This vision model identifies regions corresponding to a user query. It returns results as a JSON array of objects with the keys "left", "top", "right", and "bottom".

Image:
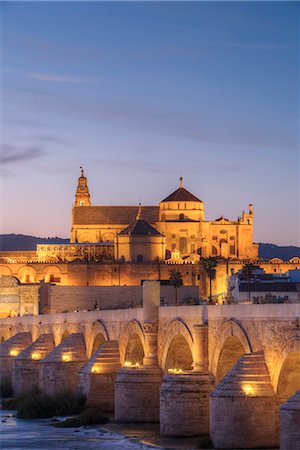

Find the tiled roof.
[
  {"left": 73, "top": 206, "right": 159, "bottom": 225},
  {"left": 118, "top": 219, "right": 163, "bottom": 237},
  {"left": 161, "top": 187, "right": 202, "bottom": 203}
]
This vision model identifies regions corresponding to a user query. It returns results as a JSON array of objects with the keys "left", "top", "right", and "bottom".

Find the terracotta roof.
[
  {"left": 73, "top": 206, "right": 159, "bottom": 225},
  {"left": 118, "top": 219, "right": 163, "bottom": 237},
  {"left": 161, "top": 187, "right": 202, "bottom": 203}
]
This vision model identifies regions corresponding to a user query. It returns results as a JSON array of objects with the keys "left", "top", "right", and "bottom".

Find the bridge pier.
[
  {"left": 0, "top": 332, "right": 32, "bottom": 387},
  {"left": 160, "top": 371, "right": 215, "bottom": 436},
  {"left": 115, "top": 281, "right": 162, "bottom": 422},
  {"left": 115, "top": 365, "right": 162, "bottom": 422},
  {"left": 160, "top": 324, "right": 215, "bottom": 436},
  {"left": 210, "top": 352, "right": 279, "bottom": 449},
  {"left": 280, "top": 389, "right": 300, "bottom": 450},
  {"left": 78, "top": 340, "right": 120, "bottom": 412},
  {"left": 12, "top": 334, "right": 55, "bottom": 395},
  {"left": 40, "top": 333, "right": 87, "bottom": 395}
]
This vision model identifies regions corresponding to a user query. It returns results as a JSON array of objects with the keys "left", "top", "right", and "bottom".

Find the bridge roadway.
[{"left": 0, "top": 282, "right": 299, "bottom": 449}]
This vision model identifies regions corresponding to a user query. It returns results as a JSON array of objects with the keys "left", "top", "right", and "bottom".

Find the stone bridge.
[{"left": 0, "top": 281, "right": 299, "bottom": 449}]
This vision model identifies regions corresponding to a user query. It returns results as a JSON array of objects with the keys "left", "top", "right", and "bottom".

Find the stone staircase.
[
  {"left": 210, "top": 351, "right": 279, "bottom": 449},
  {"left": 213, "top": 351, "right": 275, "bottom": 397},
  {"left": 80, "top": 340, "right": 120, "bottom": 375},
  {"left": 15, "top": 333, "right": 54, "bottom": 360},
  {"left": 78, "top": 340, "right": 120, "bottom": 411}
]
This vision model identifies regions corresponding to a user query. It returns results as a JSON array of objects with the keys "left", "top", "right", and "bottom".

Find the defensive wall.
[
  {"left": 0, "top": 282, "right": 299, "bottom": 448},
  {"left": 1, "top": 258, "right": 299, "bottom": 298}
]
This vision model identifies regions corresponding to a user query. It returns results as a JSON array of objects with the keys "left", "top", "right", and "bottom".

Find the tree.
[
  {"left": 169, "top": 270, "right": 183, "bottom": 305},
  {"left": 200, "top": 257, "right": 218, "bottom": 303},
  {"left": 241, "top": 263, "right": 258, "bottom": 302}
]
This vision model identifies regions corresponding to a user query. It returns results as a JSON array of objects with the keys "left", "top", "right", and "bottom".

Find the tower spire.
[
  {"left": 75, "top": 167, "right": 91, "bottom": 207},
  {"left": 136, "top": 202, "right": 142, "bottom": 220},
  {"left": 179, "top": 176, "right": 183, "bottom": 188}
]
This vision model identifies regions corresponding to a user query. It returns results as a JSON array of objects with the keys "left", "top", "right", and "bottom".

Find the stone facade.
[
  {"left": 115, "top": 367, "right": 162, "bottom": 422},
  {"left": 0, "top": 286, "right": 299, "bottom": 443},
  {"left": 78, "top": 340, "right": 120, "bottom": 412},
  {"left": 0, "top": 276, "right": 39, "bottom": 318},
  {"left": 160, "top": 372, "right": 215, "bottom": 436},
  {"left": 70, "top": 172, "right": 258, "bottom": 261},
  {"left": 12, "top": 333, "right": 55, "bottom": 395},
  {"left": 210, "top": 352, "right": 279, "bottom": 448},
  {"left": 280, "top": 389, "right": 300, "bottom": 450},
  {"left": 39, "top": 333, "right": 87, "bottom": 394}
]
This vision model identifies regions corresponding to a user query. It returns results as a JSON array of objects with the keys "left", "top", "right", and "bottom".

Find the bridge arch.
[
  {"left": 273, "top": 337, "right": 300, "bottom": 402},
  {"left": 161, "top": 318, "right": 194, "bottom": 372},
  {"left": 210, "top": 319, "right": 252, "bottom": 381},
  {"left": 120, "top": 319, "right": 145, "bottom": 366},
  {"left": 85, "top": 320, "right": 109, "bottom": 358}
]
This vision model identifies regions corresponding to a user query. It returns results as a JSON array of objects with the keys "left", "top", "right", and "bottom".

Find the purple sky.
[{"left": 1, "top": 2, "right": 299, "bottom": 245}]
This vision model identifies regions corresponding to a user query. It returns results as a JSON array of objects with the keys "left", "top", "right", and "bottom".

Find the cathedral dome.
[
  {"left": 161, "top": 177, "right": 202, "bottom": 203},
  {"left": 118, "top": 218, "right": 163, "bottom": 237}
]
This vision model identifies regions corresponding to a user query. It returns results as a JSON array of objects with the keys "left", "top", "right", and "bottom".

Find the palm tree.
[
  {"left": 169, "top": 270, "right": 183, "bottom": 305},
  {"left": 241, "top": 263, "right": 257, "bottom": 302},
  {"left": 200, "top": 257, "right": 218, "bottom": 303}
]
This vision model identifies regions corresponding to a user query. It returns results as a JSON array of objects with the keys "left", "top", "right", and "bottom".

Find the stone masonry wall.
[{"left": 44, "top": 285, "right": 199, "bottom": 313}]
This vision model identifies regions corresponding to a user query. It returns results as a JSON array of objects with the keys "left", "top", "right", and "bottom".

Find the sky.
[{"left": 0, "top": 1, "right": 299, "bottom": 245}]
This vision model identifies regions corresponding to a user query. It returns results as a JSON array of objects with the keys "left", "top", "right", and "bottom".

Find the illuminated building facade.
[{"left": 71, "top": 169, "right": 258, "bottom": 262}]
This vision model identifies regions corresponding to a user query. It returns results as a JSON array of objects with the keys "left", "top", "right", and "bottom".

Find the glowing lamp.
[
  {"left": 62, "top": 354, "right": 71, "bottom": 362},
  {"left": 168, "top": 368, "right": 183, "bottom": 374},
  {"left": 31, "top": 352, "right": 41, "bottom": 360},
  {"left": 10, "top": 349, "right": 19, "bottom": 357},
  {"left": 91, "top": 365, "right": 100, "bottom": 374},
  {"left": 123, "top": 361, "right": 132, "bottom": 368},
  {"left": 242, "top": 384, "right": 255, "bottom": 396}
]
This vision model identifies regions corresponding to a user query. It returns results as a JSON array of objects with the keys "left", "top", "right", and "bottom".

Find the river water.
[{"left": 0, "top": 410, "right": 148, "bottom": 450}]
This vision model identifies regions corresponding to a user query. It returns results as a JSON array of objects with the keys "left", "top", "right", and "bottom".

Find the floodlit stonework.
[
  {"left": 280, "top": 389, "right": 300, "bottom": 450},
  {"left": 0, "top": 281, "right": 299, "bottom": 444}
]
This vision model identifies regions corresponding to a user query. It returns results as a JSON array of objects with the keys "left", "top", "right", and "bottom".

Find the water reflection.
[{"left": 0, "top": 410, "right": 142, "bottom": 449}]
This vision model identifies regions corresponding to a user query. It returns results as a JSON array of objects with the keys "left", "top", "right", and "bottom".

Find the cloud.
[
  {"left": 91, "top": 157, "right": 243, "bottom": 175},
  {"left": 0, "top": 144, "right": 44, "bottom": 164},
  {"left": 26, "top": 72, "right": 93, "bottom": 84}
]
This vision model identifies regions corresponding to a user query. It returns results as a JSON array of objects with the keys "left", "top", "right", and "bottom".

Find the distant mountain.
[
  {"left": 0, "top": 234, "right": 69, "bottom": 251},
  {"left": 0, "top": 235, "right": 299, "bottom": 260},
  {"left": 258, "top": 243, "right": 300, "bottom": 261}
]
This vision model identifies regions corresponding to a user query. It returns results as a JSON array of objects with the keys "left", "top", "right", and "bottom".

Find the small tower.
[{"left": 75, "top": 167, "right": 91, "bottom": 207}]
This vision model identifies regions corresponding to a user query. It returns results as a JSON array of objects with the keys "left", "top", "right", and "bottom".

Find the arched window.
[
  {"left": 212, "top": 245, "right": 218, "bottom": 256},
  {"left": 80, "top": 200, "right": 85, "bottom": 206},
  {"left": 179, "top": 237, "right": 187, "bottom": 253},
  {"left": 179, "top": 213, "right": 184, "bottom": 221}
]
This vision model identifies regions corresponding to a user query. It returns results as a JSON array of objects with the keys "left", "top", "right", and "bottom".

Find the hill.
[
  {"left": 258, "top": 243, "right": 300, "bottom": 261},
  {"left": 0, "top": 234, "right": 69, "bottom": 251},
  {"left": 0, "top": 235, "right": 299, "bottom": 260}
]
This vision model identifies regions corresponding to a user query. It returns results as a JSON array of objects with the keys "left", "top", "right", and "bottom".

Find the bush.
[
  {"left": 14, "top": 389, "right": 86, "bottom": 419},
  {"left": 17, "top": 392, "right": 57, "bottom": 419},
  {"left": 52, "top": 407, "right": 107, "bottom": 428},
  {"left": 53, "top": 390, "right": 85, "bottom": 416},
  {"left": 0, "top": 377, "right": 13, "bottom": 398}
]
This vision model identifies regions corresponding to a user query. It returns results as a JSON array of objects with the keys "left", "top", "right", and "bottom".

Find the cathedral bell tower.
[{"left": 75, "top": 167, "right": 91, "bottom": 206}]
